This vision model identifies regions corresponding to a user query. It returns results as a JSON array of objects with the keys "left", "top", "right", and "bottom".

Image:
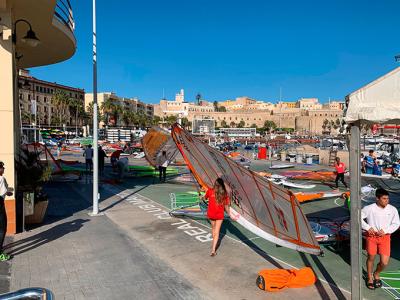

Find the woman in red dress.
[{"left": 205, "top": 178, "right": 237, "bottom": 256}]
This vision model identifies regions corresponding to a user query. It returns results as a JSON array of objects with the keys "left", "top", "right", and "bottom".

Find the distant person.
[
  {"left": 334, "top": 157, "right": 348, "bottom": 189},
  {"left": 98, "top": 146, "right": 107, "bottom": 174},
  {"left": 205, "top": 178, "right": 238, "bottom": 256},
  {"left": 83, "top": 144, "right": 94, "bottom": 172},
  {"left": 116, "top": 157, "right": 129, "bottom": 181},
  {"left": 372, "top": 158, "right": 382, "bottom": 176},
  {"left": 362, "top": 188, "right": 400, "bottom": 290},
  {"left": 392, "top": 159, "right": 400, "bottom": 177},
  {"left": 363, "top": 150, "right": 375, "bottom": 174},
  {"left": 0, "top": 162, "right": 12, "bottom": 261},
  {"left": 110, "top": 150, "right": 121, "bottom": 171},
  {"left": 156, "top": 151, "right": 168, "bottom": 182},
  {"left": 57, "top": 141, "right": 63, "bottom": 159}
]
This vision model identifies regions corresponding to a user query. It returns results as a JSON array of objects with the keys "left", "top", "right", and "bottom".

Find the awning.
[{"left": 345, "top": 66, "right": 400, "bottom": 124}]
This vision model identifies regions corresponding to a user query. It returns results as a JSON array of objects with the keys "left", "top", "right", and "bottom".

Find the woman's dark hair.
[
  {"left": 376, "top": 188, "right": 389, "bottom": 199},
  {"left": 214, "top": 178, "right": 227, "bottom": 205}
]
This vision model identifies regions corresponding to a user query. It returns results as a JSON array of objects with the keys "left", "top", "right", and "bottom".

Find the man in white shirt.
[
  {"left": 0, "top": 162, "right": 12, "bottom": 261},
  {"left": 83, "top": 144, "right": 94, "bottom": 172},
  {"left": 361, "top": 188, "right": 400, "bottom": 290},
  {"left": 156, "top": 151, "right": 169, "bottom": 182}
]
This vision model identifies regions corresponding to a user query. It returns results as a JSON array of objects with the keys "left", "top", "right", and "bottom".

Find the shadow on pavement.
[
  {"left": 6, "top": 219, "right": 89, "bottom": 256},
  {"left": 218, "top": 221, "right": 283, "bottom": 269}
]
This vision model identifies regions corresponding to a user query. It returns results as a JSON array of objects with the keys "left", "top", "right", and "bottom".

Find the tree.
[
  {"left": 263, "top": 120, "right": 277, "bottom": 133},
  {"left": 220, "top": 120, "right": 227, "bottom": 128},
  {"left": 322, "top": 119, "right": 329, "bottom": 131},
  {"left": 181, "top": 117, "right": 191, "bottom": 130},
  {"left": 152, "top": 115, "right": 161, "bottom": 126},
  {"left": 166, "top": 115, "right": 177, "bottom": 126},
  {"left": 69, "top": 98, "right": 84, "bottom": 135},
  {"left": 219, "top": 106, "right": 227, "bottom": 112},
  {"left": 101, "top": 98, "right": 118, "bottom": 126},
  {"left": 86, "top": 101, "right": 101, "bottom": 127},
  {"left": 213, "top": 101, "right": 219, "bottom": 112},
  {"left": 122, "top": 110, "right": 133, "bottom": 127},
  {"left": 237, "top": 120, "right": 245, "bottom": 128},
  {"left": 250, "top": 123, "right": 257, "bottom": 128},
  {"left": 229, "top": 121, "right": 236, "bottom": 128},
  {"left": 52, "top": 89, "right": 70, "bottom": 126}
]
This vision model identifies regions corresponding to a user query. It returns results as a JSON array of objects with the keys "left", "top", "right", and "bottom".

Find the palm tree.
[
  {"left": 220, "top": 120, "right": 227, "bottom": 127},
  {"left": 229, "top": 121, "right": 236, "bottom": 128},
  {"left": 122, "top": 110, "right": 132, "bottom": 127},
  {"left": 322, "top": 119, "right": 329, "bottom": 132},
  {"left": 101, "top": 98, "right": 116, "bottom": 126},
  {"left": 53, "top": 90, "right": 70, "bottom": 126},
  {"left": 181, "top": 117, "right": 190, "bottom": 129},
  {"left": 69, "top": 99, "right": 84, "bottom": 136}
]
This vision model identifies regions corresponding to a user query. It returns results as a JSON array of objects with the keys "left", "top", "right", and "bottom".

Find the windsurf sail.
[
  {"left": 171, "top": 124, "right": 321, "bottom": 255},
  {"left": 281, "top": 170, "right": 336, "bottom": 182},
  {"left": 141, "top": 127, "right": 180, "bottom": 167}
]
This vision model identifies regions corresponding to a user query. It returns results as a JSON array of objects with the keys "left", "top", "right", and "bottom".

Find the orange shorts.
[{"left": 366, "top": 234, "right": 391, "bottom": 256}]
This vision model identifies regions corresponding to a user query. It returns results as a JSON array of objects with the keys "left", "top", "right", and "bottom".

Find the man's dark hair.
[
  {"left": 369, "top": 150, "right": 374, "bottom": 154},
  {"left": 376, "top": 188, "right": 389, "bottom": 198},
  {"left": 0, "top": 162, "right": 3, "bottom": 168}
]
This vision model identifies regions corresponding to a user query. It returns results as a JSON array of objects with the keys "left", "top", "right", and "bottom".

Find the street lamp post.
[{"left": 91, "top": 0, "right": 99, "bottom": 215}]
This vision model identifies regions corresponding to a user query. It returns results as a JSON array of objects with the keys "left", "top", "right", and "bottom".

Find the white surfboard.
[{"left": 269, "top": 164, "right": 295, "bottom": 169}]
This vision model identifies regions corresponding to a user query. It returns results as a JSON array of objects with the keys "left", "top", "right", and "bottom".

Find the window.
[
  {"left": 36, "top": 95, "right": 39, "bottom": 101},
  {"left": 44, "top": 107, "right": 48, "bottom": 112},
  {"left": 19, "top": 93, "right": 23, "bottom": 100},
  {"left": 36, "top": 86, "right": 39, "bottom": 92},
  {"left": 28, "top": 94, "right": 31, "bottom": 101},
  {"left": 44, "top": 97, "right": 47, "bottom": 103}
]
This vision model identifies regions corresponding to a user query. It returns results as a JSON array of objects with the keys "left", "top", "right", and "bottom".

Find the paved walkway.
[
  {"left": 0, "top": 173, "right": 372, "bottom": 299},
  {"left": 7, "top": 180, "right": 201, "bottom": 299}
]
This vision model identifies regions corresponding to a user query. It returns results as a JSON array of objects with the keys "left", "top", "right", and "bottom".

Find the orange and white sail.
[
  {"left": 171, "top": 124, "right": 322, "bottom": 255},
  {"left": 142, "top": 127, "right": 180, "bottom": 167}
]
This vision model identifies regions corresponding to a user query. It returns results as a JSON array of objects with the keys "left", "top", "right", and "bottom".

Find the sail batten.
[{"left": 171, "top": 124, "right": 321, "bottom": 255}]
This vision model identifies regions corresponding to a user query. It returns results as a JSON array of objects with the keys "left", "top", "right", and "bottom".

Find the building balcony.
[{"left": 12, "top": 0, "right": 76, "bottom": 68}]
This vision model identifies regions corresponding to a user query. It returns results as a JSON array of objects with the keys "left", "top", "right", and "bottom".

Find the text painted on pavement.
[{"left": 105, "top": 186, "right": 212, "bottom": 243}]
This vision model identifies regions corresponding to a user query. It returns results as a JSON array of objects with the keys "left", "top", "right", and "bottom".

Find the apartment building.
[{"left": 18, "top": 69, "right": 85, "bottom": 127}]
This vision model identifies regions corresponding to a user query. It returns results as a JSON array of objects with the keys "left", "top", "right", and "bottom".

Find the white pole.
[
  {"left": 34, "top": 100, "right": 37, "bottom": 142},
  {"left": 349, "top": 123, "right": 362, "bottom": 300},
  {"left": 92, "top": 0, "right": 99, "bottom": 215}
]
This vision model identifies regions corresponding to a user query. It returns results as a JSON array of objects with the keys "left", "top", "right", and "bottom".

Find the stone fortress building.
[{"left": 153, "top": 89, "right": 344, "bottom": 134}]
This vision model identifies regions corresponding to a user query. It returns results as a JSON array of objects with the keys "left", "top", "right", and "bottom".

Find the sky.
[{"left": 30, "top": 0, "right": 400, "bottom": 104}]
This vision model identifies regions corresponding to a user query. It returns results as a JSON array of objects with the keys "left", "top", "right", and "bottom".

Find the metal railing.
[
  {"left": 54, "top": 0, "right": 75, "bottom": 32},
  {"left": 0, "top": 288, "right": 54, "bottom": 300}
]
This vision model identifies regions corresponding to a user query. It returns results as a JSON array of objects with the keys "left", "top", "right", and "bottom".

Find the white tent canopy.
[
  {"left": 345, "top": 66, "right": 400, "bottom": 124},
  {"left": 344, "top": 66, "right": 400, "bottom": 300}
]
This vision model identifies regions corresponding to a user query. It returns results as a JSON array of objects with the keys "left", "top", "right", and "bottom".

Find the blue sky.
[{"left": 30, "top": 0, "right": 400, "bottom": 104}]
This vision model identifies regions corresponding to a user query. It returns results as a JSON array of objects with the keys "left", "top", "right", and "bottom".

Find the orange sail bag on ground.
[{"left": 256, "top": 267, "right": 316, "bottom": 292}]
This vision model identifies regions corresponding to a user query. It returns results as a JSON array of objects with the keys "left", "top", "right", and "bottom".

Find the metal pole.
[
  {"left": 34, "top": 100, "right": 37, "bottom": 142},
  {"left": 92, "top": 0, "right": 99, "bottom": 215},
  {"left": 349, "top": 123, "right": 362, "bottom": 300}
]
